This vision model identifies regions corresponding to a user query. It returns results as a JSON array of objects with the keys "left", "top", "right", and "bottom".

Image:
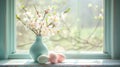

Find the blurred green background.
[{"left": 16, "top": 0, "right": 104, "bottom": 53}]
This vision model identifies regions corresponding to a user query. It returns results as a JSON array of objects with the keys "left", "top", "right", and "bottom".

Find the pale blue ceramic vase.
[{"left": 29, "top": 36, "right": 48, "bottom": 62}]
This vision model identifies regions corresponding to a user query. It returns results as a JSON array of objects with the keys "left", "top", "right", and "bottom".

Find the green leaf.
[
  {"left": 21, "top": 5, "right": 25, "bottom": 9},
  {"left": 53, "top": 11, "right": 57, "bottom": 15},
  {"left": 64, "top": 8, "right": 71, "bottom": 13},
  {"left": 46, "top": 17, "right": 48, "bottom": 23},
  {"left": 16, "top": 15, "right": 21, "bottom": 20},
  {"left": 51, "top": 5, "right": 58, "bottom": 10}
]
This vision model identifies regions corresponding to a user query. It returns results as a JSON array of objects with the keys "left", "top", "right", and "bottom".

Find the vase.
[{"left": 29, "top": 36, "right": 48, "bottom": 62}]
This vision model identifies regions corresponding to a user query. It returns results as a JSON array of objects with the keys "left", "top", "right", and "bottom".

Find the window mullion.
[{"left": 104, "top": 0, "right": 113, "bottom": 57}]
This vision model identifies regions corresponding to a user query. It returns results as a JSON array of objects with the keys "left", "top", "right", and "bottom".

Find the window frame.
[{"left": 7, "top": 0, "right": 113, "bottom": 59}]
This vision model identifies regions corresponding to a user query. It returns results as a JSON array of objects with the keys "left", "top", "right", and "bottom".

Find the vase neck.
[{"left": 36, "top": 36, "right": 42, "bottom": 41}]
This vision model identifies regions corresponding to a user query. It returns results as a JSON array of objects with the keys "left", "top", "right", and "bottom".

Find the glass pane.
[{"left": 16, "top": 0, "right": 104, "bottom": 53}]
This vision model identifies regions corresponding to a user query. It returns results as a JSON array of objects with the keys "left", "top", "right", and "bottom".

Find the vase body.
[{"left": 29, "top": 36, "right": 48, "bottom": 62}]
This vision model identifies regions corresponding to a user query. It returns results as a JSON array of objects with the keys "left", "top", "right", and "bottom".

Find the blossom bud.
[{"left": 45, "top": 9, "right": 49, "bottom": 14}]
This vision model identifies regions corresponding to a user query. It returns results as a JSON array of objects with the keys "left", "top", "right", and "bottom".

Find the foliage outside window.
[{"left": 16, "top": 0, "right": 104, "bottom": 53}]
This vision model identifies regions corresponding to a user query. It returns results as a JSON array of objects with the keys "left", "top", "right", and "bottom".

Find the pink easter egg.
[
  {"left": 57, "top": 53, "right": 65, "bottom": 63},
  {"left": 49, "top": 53, "right": 58, "bottom": 64}
]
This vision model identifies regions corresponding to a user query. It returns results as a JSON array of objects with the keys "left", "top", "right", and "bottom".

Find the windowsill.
[{"left": 0, "top": 59, "right": 120, "bottom": 67}]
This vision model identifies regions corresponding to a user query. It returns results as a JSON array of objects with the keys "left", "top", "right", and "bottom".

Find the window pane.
[{"left": 16, "top": 0, "right": 104, "bottom": 53}]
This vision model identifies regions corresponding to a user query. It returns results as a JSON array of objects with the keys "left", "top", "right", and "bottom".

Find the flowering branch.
[
  {"left": 16, "top": 15, "right": 37, "bottom": 35},
  {"left": 33, "top": 5, "right": 41, "bottom": 18},
  {"left": 16, "top": 5, "right": 70, "bottom": 36}
]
